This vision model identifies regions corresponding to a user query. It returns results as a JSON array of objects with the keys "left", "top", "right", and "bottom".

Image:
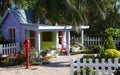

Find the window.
[
  {"left": 42, "top": 32, "right": 52, "bottom": 41},
  {"left": 9, "top": 28, "right": 16, "bottom": 43},
  {"left": 30, "top": 31, "right": 35, "bottom": 47}
]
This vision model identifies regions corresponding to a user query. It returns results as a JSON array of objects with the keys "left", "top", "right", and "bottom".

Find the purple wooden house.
[
  {"left": 0, "top": 8, "right": 73, "bottom": 59},
  {"left": 0, "top": 8, "right": 34, "bottom": 44}
]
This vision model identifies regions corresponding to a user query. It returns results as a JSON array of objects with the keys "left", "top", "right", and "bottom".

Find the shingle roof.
[{"left": 0, "top": 8, "right": 34, "bottom": 25}]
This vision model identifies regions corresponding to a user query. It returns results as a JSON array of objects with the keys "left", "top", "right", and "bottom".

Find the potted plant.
[{"left": 41, "top": 48, "right": 50, "bottom": 64}]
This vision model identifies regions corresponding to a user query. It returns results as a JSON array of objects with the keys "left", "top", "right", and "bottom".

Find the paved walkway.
[{"left": 0, "top": 54, "right": 87, "bottom": 75}]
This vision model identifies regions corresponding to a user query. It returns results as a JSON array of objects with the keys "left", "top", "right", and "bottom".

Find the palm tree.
[
  {"left": 0, "top": 0, "right": 117, "bottom": 27},
  {"left": 85, "top": 0, "right": 120, "bottom": 36},
  {"left": 33, "top": 0, "right": 81, "bottom": 26},
  {"left": 32, "top": 0, "right": 116, "bottom": 26},
  {"left": 0, "top": 0, "right": 26, "bottom": 18},
  {"left": 0, "top": 0, "right": 11, "bottom": 18},
  {"left": 33, "top": 0, "right": 83, "bottom": 25}
]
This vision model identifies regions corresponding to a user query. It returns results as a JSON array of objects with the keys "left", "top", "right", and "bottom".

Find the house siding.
[{"left": 2, "top": 13, "right": 24, "bottom": 44}]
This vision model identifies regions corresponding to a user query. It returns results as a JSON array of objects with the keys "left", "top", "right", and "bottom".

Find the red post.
[{"left": 24, "top": 39, "right": 30, "bottom": 69}]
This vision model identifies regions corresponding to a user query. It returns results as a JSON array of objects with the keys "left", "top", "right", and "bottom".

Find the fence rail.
[
  {"left": 0, "top": 43, "right": 20, "bottom": 55},
  {"left": 70, "top": 58, "right": 119, "bottom": 75},
  {"left": 84, "top": 37, "right": 120, "bottom": 46}
]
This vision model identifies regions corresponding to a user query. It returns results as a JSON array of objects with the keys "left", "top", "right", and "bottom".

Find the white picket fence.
[
  {"left": 70, "top": 58, "right": 120, "bottom": 75},
  {"left": 0, "top": 43, "right": 20, "bottom": 55},
  {"left": 84, "top": 37, "right": 120, "bottom": 46}
]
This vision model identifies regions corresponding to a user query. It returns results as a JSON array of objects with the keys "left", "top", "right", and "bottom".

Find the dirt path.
[{"left": 0, "top": 54, "right": 88, "bottom": 75}]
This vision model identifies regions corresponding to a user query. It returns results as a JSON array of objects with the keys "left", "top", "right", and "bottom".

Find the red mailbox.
[{"left": 24, "top": 39, "right": 30, "bottom": 69}]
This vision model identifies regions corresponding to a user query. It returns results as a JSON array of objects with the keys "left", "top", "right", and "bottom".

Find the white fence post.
[
  {"left": 77, "top": 59, "right": 80, "bottom": 75},
  {"left": 70, "top": 58, "right": 119, "bottom": 75},
  {"left": 83, "top": 59, "right": 86, "bottom": 75},
  {"left": 70, "top": 59, "right": 74, "bottom": 75},
  {"left": 0, "top": 45, "right": 2, "bottom": 54},
  {"left": 114, "top": 58, "right": 119, "bottom": 69},
  {"left": 89, "top": 59, "right": 93, "bottom": 75},
  {"left": 95, "top": 59, "right": 99, "bottom": 75},
  {"left": 0, "top": 43, "right": 20, "bottom": 56},
  {"left": 84, "top": 37, "right": 120, "bottom": 46},
  {"left": 101, "top": 59, "right": 105, "bottom": 75},
  {"left": 108, "top": 59, "right": 112, "bottom": 75}
]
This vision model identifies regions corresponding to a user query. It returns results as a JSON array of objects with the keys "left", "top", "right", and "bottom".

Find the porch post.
[
  {"left": 64, "top": 31, "right": 66, "bottom": 45},
  {"left": 81, "top": 29, "right": 84, "bottom": 45},
  {"left": 37, "top": 31, "right": 41, "bottom": 60},
  {"left": 55, "top": 31, "right": 59, "bottom": 56},
  {"left": 66, "top": 31, "right": 70, "bottom": 56}
]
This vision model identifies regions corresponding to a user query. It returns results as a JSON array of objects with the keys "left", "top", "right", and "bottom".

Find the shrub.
[
  {"left": 0, "top": 54, "right": 25, "bottom": 67},
  {"left": 103, "top": 36, "right": 116, "bottom": 49},
  {"left": 82, "top": 54, "right": 96, "bottom": 63},
  {"left": 82, "top": 54, "right": 95, "bottom": 59},
  {"left": 74, "top": 66, "right": 95, "bottom": 75},
  {"left": 74, "top": 70, "right": 77, "bottom": 75},
  {"left": 102, "top": 28, "right": 117, "bottom": 49},
  {"left": 1, "top": 58, "right": 9, "bottom": 66},
  {"left": 90, "top": 45, "right": 104, "bottom": 53},
  {"left": 101, "top": 49, "right": 120, "bottom": 61},
  {"left": 41, "top": 48, "right": 50, "bottom": 57},
  {"left": 30, "top": 49, "right": 36, "bottom": 63}
]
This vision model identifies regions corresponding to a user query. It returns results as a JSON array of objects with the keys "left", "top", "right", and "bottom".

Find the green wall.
[{"left": 41, "top": 32, "right": 56, "bottom": 49}]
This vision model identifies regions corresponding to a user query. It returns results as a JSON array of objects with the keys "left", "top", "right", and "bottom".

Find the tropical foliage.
[
  {"left": 101, "top": 49, "right": 120, "bottom": 62},
  {"left": 0, "top": 0, "right": 11, "bottom": 18},
  {"left": 0, "top": 0, "right": 119, "bottom": 27},
  {"left": 102, "top": 27, "right": 120, "bottom": 49},
  {"left": 85, "top": 0, "right": 120, "bottom": 36},
  {"left": 32, "top": 0, "right": 117, "bottom": 26}
]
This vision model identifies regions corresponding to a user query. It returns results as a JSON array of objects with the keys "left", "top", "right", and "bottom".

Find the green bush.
[
  {"left": 82, "top": 54, "right": 96, "bottom": 63},
  {"left": 102, "top": 28, "right": 117, "bottom": 49},
  {"left": 74, "top": 70, "right": 77, "bottom": 75},
  {"left": 30, "top": 50, "right": 36, "bottom": 63},
  {"left": 1, "top": 58, "right": 9, "bottom": 67},
  {"left": 82, "top": 54, "right": 95, "bottom": 59},
  {"left": 103, "top": 36, "right": 116, "bottom": 49},
  {"left": 74, "top": 66, "right": 95, "bottom": 75},
  {"left": 41, "top": 48, "right": 50, "bottom": 57},
  {"left": 90, "top": 45, "right": 104, "bottom": 53},
  {"left": 0, "top": 54, "right": 25, "bottom": 67},
  {"left": 101, "top": 49, "right": 120, "bottom": 61}
]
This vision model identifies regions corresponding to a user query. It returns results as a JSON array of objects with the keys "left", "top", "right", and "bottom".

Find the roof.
[
  {"left": 21, "top": 23, "right": 72, "bottom": 31},
  {"left": 0, "top": 8, "right": 89, "bottom": 31},
  {"left": 0, "top": 8, "right": 34, "bottom": 25},
  {"left": 0, "top": 8, "right": 73, "bottom": 31}
]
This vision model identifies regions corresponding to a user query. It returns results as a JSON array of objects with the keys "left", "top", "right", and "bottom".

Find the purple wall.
[{"left": 2, "top": 13, "right": 24, "bottom": 44}]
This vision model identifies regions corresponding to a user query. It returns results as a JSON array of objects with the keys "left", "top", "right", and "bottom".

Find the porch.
[{"left": 22, "top": 24, "right": 72, "bottom": 59}]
